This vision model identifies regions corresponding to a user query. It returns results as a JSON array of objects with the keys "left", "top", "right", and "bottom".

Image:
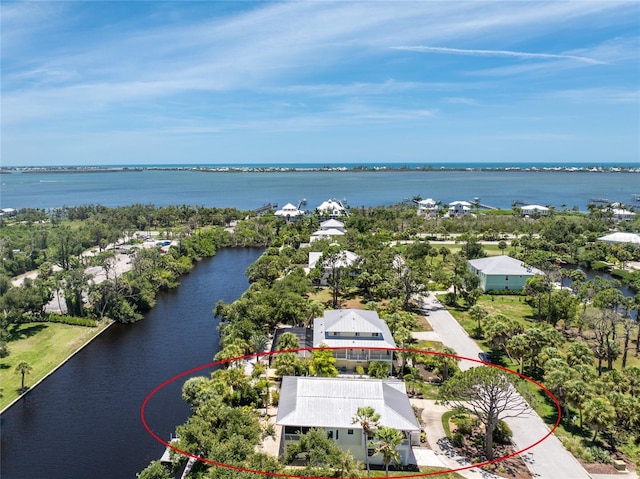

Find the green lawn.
[
  {"left": 0, "top": 320, "right": 112, "bottom": 410},
  {"left": 369, "top": 467, "right": 465, "bottom": 478}
]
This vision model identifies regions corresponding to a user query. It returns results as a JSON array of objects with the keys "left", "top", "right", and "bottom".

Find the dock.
[
  {"left": 476, "top": 203, "right": 497, "bottom": 210},
  {"left": 254, "top": 203, "right": 276, "bottom": 215},
  {"left": 160, "top": 436, "right": 180, "bottom": 464}
]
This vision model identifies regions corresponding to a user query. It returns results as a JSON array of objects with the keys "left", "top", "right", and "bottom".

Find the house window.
[
  {"left": 347, "top": 429, "right": 354, "bottom": 435},
  {"left": 327, "top": 430, "right": 333, "bottom": 439}
]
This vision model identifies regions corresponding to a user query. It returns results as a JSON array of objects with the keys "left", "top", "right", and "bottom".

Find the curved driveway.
[{"left": 417, "top": 293, "right": 592, "bottom": 479}]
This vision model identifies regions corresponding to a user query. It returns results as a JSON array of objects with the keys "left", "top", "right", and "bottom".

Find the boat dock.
[
  {"left": 160, "top": 435, "right": 180, "bottom": 464},
  {"left": 159, "top": 435, "right": 197, "bottom": 478}
]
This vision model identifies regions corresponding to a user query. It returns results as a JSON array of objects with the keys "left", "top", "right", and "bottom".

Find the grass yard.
[
  {"left": 0, "top": 319, "right": 112, "bottom": 410},
  {"left": 369, "top": 467, "right": 465, "bottom": 478}
]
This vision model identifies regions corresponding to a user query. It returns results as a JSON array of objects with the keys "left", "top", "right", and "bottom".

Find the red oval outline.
[{"left": 141, "top": 347, "right": 561, "bottom": 478}]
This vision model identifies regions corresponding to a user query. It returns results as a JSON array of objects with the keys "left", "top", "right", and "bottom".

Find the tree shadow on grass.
[{"left": 8, "top": 323, "right": 47, "bottom": 342}]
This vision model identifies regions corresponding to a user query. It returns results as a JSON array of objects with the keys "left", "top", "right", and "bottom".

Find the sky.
[{"left": 1, "top": 1, "right": 639, "bottom": 166}]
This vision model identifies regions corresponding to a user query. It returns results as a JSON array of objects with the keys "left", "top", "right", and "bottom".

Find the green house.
[{"left": 468, "top": 256, "right": 542, "bottom": 292}]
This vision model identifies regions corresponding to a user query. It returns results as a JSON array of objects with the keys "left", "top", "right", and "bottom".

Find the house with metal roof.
[
  {"left": 598, "top": 232, "right": 640, "bottom": 245},
  {"left": 417, "top": 198, "right": 438, "bottom": 216},
  {"left": 307, "top": 250, "right": 359, "bottom": 286},
  {"left": 276, "top": 376, "right": 420, "bottom": 466},
  {"left": 468, "top": 256, "right": 542, "bottom": 292},
  {"left": 521, "top": 204, "right": 551, "bottom": 217},
  {"left": 316, "top": 199, "right": 347, "bottom": 218},
  {"left": 313, "top": 309, "right": 395, "bottom": 372},
  {"left": 275, "top": 203, "right": 305, "bottom": 222},
  {"left": 310, "top": 219, "right": 346, "bottom": 243},
  {"left": 447, "top": 200, "right": 472, "bottom": 217}
]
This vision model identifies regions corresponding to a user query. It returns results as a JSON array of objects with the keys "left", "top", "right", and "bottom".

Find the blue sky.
[{"left": 1, "top": 1, "right": 639, "bottom": 166}]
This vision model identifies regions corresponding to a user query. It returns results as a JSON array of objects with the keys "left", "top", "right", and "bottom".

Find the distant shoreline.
[{"left": 2, "top": 164, "right": 639, "bottom": 174}]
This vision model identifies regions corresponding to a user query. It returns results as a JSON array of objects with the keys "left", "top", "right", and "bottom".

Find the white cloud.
[{"left": 391, "top": 45, "right": 605, "bottom": 64}]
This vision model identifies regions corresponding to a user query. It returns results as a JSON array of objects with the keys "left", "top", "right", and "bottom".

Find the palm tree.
[
  {"left": 15, "top": 361, "right": 33, "bottom": 392},
  {"left": 372, "top": 426, "right": 404, "bottom": 478},
  {"left": 352, "top": 406, "right": 380, "bottom": 477},
  {"left": 276, "top": 331, "right": 300, "bottom": 351}
]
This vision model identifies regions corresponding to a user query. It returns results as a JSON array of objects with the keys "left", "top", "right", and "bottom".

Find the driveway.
[{"left": 416, "top": 293, "right": 592, "bottom": 479}]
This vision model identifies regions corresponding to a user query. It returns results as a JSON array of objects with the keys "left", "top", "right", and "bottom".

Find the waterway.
[{"left": 0, "top": 247, "right": 263, "bottom": 479}]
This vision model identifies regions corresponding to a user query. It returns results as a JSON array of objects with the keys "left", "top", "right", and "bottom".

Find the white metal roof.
[
  {"left": 275, "top": 203, "right": 304, "bottom": 216},
  {"left": 308, "top": 251, "right": 359, "bottom": 269},
  {"left": 311, "top": 228, "right": 345, "bottom": 237},
  {"left": 313, "top": 309, "right": 396, "bottom": 349},
  {"left": 276, "top": 376, "right": 420, "bottom": 431},
  {"left": 320, "top": 219, "right": 345, "bottom": 229},
  {"left": 598, "top": 232, "right": 640, "bottom": 244},
  {"left": 468, "top": 255, "right": 542, "bottom": 276}
]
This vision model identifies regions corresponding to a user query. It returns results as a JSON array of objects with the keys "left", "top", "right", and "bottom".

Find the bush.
[
  {"left": 561, "top": 436, "right": 594, "bottom": 463},
  {"left": 493, "top": 420, "right": 513, "bottom": 444},
  {"left": 452, "top": 414, "right": 477, "bottom": 435},
  {"left": 452, "top": 432, "right": 465, "bottom": 448},
  {"left": 35, "top": 315, "right": 97, "bottom": 327},
  {"left": 587, "top": 446, "right": 612, "bottom": 464},
  {"left": 270, "top": 389, "right": 280, "bottom": 406},
  {"left": 486, "top": 289, "right": 524, "bottom": 296}
]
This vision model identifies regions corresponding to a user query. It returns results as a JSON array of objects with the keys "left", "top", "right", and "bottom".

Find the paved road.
[
  {"left": 418, "top": 293, "right": 592, "bottom": 479},
  {"left": 412, "top": 398, "right": 502, "bottom": 479}
]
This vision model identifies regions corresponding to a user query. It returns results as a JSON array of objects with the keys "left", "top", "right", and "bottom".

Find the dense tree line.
[{"left": 0, "top": 204, "right": 277, "bottom": 358}]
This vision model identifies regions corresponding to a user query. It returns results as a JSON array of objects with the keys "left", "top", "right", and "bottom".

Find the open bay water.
[
  {"left": 1, "top": 165, "right": 639, "bottom": 211},
  {"left": 0, "top": 248, "right": 263, "bottom": 479}
]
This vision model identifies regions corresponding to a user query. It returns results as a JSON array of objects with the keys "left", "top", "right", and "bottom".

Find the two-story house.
[
  {"left": 276, "top": 376, "right": 420, "bottom": 466},
  {"left": 313, "top": 309, "right": 395, "bottom": 373}
]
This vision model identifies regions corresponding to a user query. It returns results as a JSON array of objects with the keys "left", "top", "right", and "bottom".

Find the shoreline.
[
  {"left": 2, "top": 164, "right": 639, "bottom": 174},
  {"left": 0, "top": 318, "right": 115, "bottom": 415}
]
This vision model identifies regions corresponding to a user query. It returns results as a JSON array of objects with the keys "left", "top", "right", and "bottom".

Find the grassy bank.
[{"left": 0, "top": 319, "right": 112, "bottom": 411}]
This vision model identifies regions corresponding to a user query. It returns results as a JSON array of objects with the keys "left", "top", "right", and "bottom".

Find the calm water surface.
[
  {"left": 0, "top": 248, "right": 263, "bottom": 479},
  {"left": 1, "top": 169, "right": 638, "bottom": 211}
]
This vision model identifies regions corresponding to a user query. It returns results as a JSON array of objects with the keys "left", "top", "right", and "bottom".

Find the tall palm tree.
[
  {"left": 15, "top": 361, "right": 33, "bottom": 392},
  {"left": 372, "top": 426, "right": 404, "bottom": 478},
  {"left": 352, "top": 406, "right": 380, "bottom": 477}
]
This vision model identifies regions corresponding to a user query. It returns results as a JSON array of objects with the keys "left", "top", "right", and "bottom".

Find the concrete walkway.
[
  {"left": 412, "top": 398, "right": 502, "bottom": 479},
  {"left": 415, "top": 293, "right": 592, "bottom": 479}
]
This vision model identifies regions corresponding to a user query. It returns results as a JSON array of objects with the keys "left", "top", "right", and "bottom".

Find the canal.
[{"left": 0, "top": 247, "right": 263, "bottom": 479}]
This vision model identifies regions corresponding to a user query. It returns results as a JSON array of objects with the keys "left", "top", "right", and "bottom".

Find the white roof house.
[
  {"left": 468, "top": 256, "right": 543, "bottom": 292},
  {"left": 448, "top": 200, "right": 472, "bottom": 217},
  {"left": 611, "top": 208, "right": 636, "bottom": 221},
  {"left": 276, "top": 376, "right": 420, "bottom": 466},
  {"left": 274, "top": 203, "right": 305, "bottom": 221},
  {"left": 309, "top": 219, "right": 346, "bottom": 243},
  {"left": 417, "top": 198, "right": 438, "bottom": 216},
  {"left": 521, "top": 205, "right": 550, "bottom": 216},
  {"left": 319, "top": 219, "right": 345, "bottom": 232},
  {"left": 308, "top": 250, "right": 359, "bottom": 270},
  {"left": 312, "top": 309, "right": 395, "bottom": 372},
  {"left": 277, "top": 376, "right": 419, "bottom": 431},
  {"left": 598, "top": 232, "right": 640, "bottom": 244},
  {"left": 316, "top": 199, "right": 347, "bottom": 218}
]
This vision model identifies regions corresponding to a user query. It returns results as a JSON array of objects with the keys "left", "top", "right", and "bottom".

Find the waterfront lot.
[{"left": 0, "top": 320, "right": 111, "bottom": 410}]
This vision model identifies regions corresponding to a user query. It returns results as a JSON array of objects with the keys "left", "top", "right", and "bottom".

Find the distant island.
[{"left": 1, "top": 163, "right": 639, "bottom": 174}]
